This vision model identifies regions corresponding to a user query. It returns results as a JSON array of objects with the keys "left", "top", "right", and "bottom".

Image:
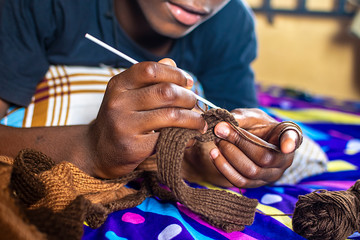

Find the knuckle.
[
  {"left": 141, "top": 62, "right": 158, "bottom": 79},
  {"left": 252, "top": 108, "right": 265, "bottom": 115},
  {"left": 106, "top": 97, "right": 119, "bottom": 111},
  {"left": 105, "top": 95, "right": 124, "bottom": 113},
  {"left": 259, "top": 152, "right": 275, "bottom": 167},
  {"left": 232, "top": 133, "right": 243, "bottom": 146},
  {"left": 107, "top": 76, "right": 117, "bottom": 90},
  {"left": 232, "top": 176, "right": 248, "bottom": 188},
  {"left": 157, "top": 83, "right": 177, "bottom": 102},
  {"left": 164, "top": 108, "right": 181, "bottom": 121},
  {"left": 117, "top": 136, "right": 137, "bottom": 156},
  {"left": 107, "top": 73, "right": 127, "bottom": 91},
  {"left": 247, "top": 166, "right": 261, "bottom": 179}
]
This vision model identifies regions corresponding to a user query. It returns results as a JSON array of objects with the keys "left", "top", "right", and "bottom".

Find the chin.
[{"left": 154, "top": 23, "right": 200, "bottom": 39}]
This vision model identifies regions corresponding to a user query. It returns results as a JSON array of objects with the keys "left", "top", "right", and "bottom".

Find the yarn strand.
[{"left": 292, "top": 180, "right": 360, "bottom": 240}]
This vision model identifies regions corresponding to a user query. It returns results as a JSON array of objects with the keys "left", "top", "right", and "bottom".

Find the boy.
[{"left": 0, "top": 0, "right": 315, "bottom": 188}]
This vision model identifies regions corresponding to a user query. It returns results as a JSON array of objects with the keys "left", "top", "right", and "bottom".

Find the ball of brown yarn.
[{"left": 292, "top": 180, "right": 360, "bottom": 240}]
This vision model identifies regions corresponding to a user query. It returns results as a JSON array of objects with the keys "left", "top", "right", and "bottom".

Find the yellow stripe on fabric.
[
  {"left": 31, "top": 66, "right": 54, "bottom": 127},
  {"left": 67, "top": 80, "right": 109, "bottom": 86},
  {"left": 22, "top": 102, "right": 29, "bottom": 128},
  {"left": 327, "top": 160, "right": 358, "bottom": 172},
  {"left": 61, "top": 65, "right": 71, "bottom": 126},
  {"left": 256, "top": 203, "right": 293, "bottom": 229},
  {"left": 57, "top": 66, "right": 65, "bottom": 126},
  {"left": 199, "top": 182, "right": 243, "bottom": 196},
  {"left": 31, "top": 101, "right": 51, "bottom": 127},
  {"left": 32, "top": 90, "right": 106, "bottom": 106},
  {"left": 50, "top": 67, "right": 58, "bottom": 126},
  {"left": 270, "top": 108, "right": 360, "bottom": 124},
  {"left": 199, "top": 182, "right": 292, "bottom": 228}
]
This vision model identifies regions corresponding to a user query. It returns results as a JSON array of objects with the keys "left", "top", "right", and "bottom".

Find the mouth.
[{"left": 167, "top": 1, "right": 209, "bottom": 26}]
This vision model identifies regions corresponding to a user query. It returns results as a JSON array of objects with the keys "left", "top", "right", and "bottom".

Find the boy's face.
[{"left": 136, "top": 0, "right": 231, "bottom": 38}]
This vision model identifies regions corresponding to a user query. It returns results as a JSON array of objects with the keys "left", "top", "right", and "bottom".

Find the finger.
[
  {"left": 111, "top": 61, "right": 193, "bottom": 91},
  {"left": 119, "top": 82, "right": 197, "bottom": 111},
  {"left": 158, "top": 58, "right": 193, "bottom": 90},
  {"left": 231, "top": 108, "right": 277, "bottom": 130},
  {"left": 216, "top": 139, "right": 284, "bottom": 182},
  {"left": 135, "top": 108, "right": 207, "bottom": 134},
  {"left": 266, "top": 121, "right": 303, "bottom": 149},
  {"left": 209, "top": 147, "right": 266, "bottom": 188},
  {"left": 280, "top": 130, "right": 298, "bottom": 154},
  {"left": 216, "top": 139, "right": 265, "bottom": 180},
  {"left": 214, "top": 122, "right": 283, "bottom": 168}
]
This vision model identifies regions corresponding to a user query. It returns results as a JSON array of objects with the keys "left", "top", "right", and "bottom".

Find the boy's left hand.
[{"left": 209, "top": 108, "right": 301, "bottom": 188}]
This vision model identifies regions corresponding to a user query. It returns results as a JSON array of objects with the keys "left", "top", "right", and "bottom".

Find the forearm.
[{"left": 0, "top": 124, "right": 95, "bottom": 176}]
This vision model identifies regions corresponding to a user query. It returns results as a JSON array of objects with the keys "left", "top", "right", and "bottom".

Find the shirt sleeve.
[
  {"left": 196, "top": 1, "right": 258, "bottom": 110},
  {"left": 0, "top": 0, "right": 57, "bottom": 106}
]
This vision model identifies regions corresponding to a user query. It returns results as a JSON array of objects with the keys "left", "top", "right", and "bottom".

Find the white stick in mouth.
[{"left": 85, "top": 33, "right": 219, "bottom": 109}]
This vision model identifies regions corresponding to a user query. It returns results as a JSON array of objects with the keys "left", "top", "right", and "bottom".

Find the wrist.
[{"left": 64, "top": 124, "right": 98, "bottom": 177}]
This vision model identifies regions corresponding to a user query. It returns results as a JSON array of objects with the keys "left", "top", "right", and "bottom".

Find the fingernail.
[
  {"left": 181, "top": 69, "right": 193, "bottom": 89},
  {"left": 210, "top": 148, "right": 219, "bottom": 160},
  {"left": 201, "top": 121, "right": 208, "bottom": 134},
  {"left": 186, "top": 78, "right": 193, "bottom": 89},
  {"left": 215, "top": 124, "right": 230, "bottom": 138}
]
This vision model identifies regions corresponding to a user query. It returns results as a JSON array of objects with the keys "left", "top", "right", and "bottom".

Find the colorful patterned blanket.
[
  {"left": 83, "top": 86, "right": 360, "bottom": 240},
  {"left": 2, "top": 66, "right": 359, "bottom": 239}
]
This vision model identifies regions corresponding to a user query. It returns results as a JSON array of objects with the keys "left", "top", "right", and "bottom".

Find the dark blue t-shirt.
[{"left": 0, "top": 0, "right": 258, "bottom": 110}]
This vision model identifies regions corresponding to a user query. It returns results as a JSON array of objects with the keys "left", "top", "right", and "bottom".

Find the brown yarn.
[
  {"left": 0, "top": 161, "right": 46, "bottom": 240},
  {"left": 10, "top": 149, "right": 156, "bottom": 230},
  {"left": 156, "top": 109, "right": 259, "bottom": 232},
  {"left": 0, "top": 108, "right": 303, "bottom": 238},
  {"left": 292, "top": 180, "right": 360, "bottom": 240}
]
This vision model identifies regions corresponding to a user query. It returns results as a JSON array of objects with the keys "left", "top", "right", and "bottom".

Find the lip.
[{"left": 167, "top": 1, "right": 209, "bottom": 26}]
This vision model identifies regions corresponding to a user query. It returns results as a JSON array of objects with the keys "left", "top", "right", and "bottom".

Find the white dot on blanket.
[
  {"left": 261, "top": 194, "right": 283, "bottom": 205},
  {"left": 345, "top": 139, "right": 360, "bottom": 155},
  {"left": 158, "top": 224, "right": 182, "bottom": 240}
]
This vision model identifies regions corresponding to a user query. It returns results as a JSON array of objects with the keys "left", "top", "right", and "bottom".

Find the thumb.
[
  {"left": 280, "top": 130, "right": 299, "bottom": 154},
  {"left": 158, "top": 58, "right": 177, "bottom": 67}
]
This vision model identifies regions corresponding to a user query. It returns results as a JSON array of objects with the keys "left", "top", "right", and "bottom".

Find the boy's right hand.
[{"left": 86, "top": 59, "right": 207, "bottom": 179}]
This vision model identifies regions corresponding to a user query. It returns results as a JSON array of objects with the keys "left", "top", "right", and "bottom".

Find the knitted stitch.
[
  {"left": 0, "top": 108, "right": 303, "bottom": 238},
  {"left": 156, "top": 109, "right": 259, "bottom": 232}
]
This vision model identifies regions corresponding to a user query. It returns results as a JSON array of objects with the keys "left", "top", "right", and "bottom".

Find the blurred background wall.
[{"left": 245, "top": 0, "right": 360, "bottom": 102}]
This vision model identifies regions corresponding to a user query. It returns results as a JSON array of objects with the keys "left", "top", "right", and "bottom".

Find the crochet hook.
[{"left": 85, "top": 33, "right": 219, "bottom": 109}]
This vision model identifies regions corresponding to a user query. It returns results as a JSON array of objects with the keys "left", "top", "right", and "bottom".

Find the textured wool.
[
  {"left": 292, "top": 180, "right": 360, "bottom": 240},
  {"left": 0, "top": 108, "right": 303, "bottom": 239}
]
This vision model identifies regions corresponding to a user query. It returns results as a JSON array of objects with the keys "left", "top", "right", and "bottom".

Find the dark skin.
[
  {"left": 0, "top": 60, "right": 206, "bottom": 179},
  {"left": 0, "top": 0, "right": 300, "bottom": 187}
]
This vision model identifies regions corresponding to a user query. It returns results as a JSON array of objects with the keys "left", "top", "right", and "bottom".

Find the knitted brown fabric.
[
  {"left": 0, "top": 161, "right": 46, "bottom": 240},
  {"left": 292, "top": 180, "right": 360, "bottom": 240},
  {"left": 156, "top": 109, "right": 259, "bottom": 232},
  {"left": 10, "top": 149, "right": 156, "bottom": 229},
  {"left": 0, "top": 108, "right": 302, "bottom": 238}
]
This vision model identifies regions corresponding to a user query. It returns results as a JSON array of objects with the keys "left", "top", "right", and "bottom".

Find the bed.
[
  {"left": 1, "top": 66, "right": 359, "bottom": 239},
  {"left": 82, "top": 85, "right": 360, "bottom": 240}
]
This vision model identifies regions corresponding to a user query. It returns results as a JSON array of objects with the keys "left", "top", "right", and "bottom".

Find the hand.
[
  {"left": 86, "top": 59, "right": 207, "bottom": 179},
  {"left": 210, "top": 108, "right": 302, "bottom": 188}
]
